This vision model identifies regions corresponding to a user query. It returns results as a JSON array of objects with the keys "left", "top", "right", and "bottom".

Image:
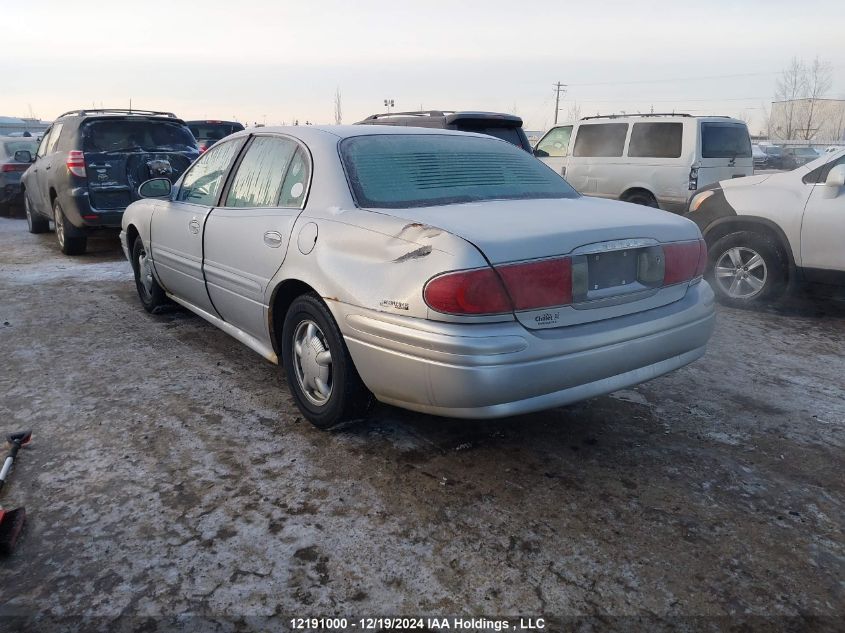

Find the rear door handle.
[
  {"left": 189, "top": 218, "right": 200, "bottom": 234},
  {"left": 264, "top": 231, "right": 283, "bottom": 248}
]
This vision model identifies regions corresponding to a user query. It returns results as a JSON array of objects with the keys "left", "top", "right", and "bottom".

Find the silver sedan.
[{"left": 121, "top": 126, "right": 715, "bottom": 429}]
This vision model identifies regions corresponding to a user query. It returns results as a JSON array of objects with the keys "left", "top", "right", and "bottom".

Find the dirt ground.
[{"left": 0, "top": 217, "right": 842, "bottom": 632}]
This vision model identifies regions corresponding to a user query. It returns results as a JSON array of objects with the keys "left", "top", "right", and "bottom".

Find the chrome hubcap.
[
  {"left": 714, "top": 246, "right": 767, "bottom": 299},
  {"left": 137, "top": 248, "right": 153, "bottom": 295},
  {"left": 54, "top": 207, "right": 64, "bottom": 247},
  {"left": 292, "top": 320, "right": 333, "bottom": 406}
]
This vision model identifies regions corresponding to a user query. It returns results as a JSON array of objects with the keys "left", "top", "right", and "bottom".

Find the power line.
[{"left": 567, "top": 70, "right": 781, "bottom": 87}]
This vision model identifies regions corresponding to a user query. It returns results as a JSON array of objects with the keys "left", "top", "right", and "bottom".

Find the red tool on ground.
[{"left": 0, "top": 430, "right": 32, "bottom": 555}]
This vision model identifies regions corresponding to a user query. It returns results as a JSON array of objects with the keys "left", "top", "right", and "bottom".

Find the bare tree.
[
  {"left": 566, "top": 101, "right": 581, "bottom": 122},
  {"left": 774, "top": 57, "right": 806, "bottom": 140},
  {"left": 333, "top": 87, "right": 343, "bottom": 125},
  {"left": 799, "top": 57, "right": 833, "bottom": 140}
]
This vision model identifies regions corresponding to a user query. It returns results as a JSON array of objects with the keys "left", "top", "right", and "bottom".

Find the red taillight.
[
  {"left": 497, "top": 258, "right": 572, "bottom": 310},
  {"left": 663, "top": 239, "right": 707, "bottom": 285},
  {"left": 66, "top": 151, "right": 86, "bottom": 178},
  {"left": 1, "top": 163, "right": 28, "bottom": 173},
  {"left": 424, "top": 268, "right": 512, "bottom": 315}
]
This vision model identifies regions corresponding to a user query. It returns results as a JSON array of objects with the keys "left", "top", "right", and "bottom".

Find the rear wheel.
[
  {"left": 282, "top": 293, "right": 374, "bottom": 430},
  {"left": 132, "top": 236, "right": 169, "bottom": 313},
  {"left": 53, "top": 200, "right": 87, "bottom": 255},
  {"left": 25, "top": 195, "right": 49, "bottom": 233},
  {"left": 622, "top": 190, "right": 658, "bottom": 208},
  {"left": 708, "top": 231, "right": 786, "bottom": 306}
]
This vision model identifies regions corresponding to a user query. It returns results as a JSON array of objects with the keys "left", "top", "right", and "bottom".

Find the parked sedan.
[
  {"left": 782, "top": 146, "right": 820, "bottom": 169},
  {"left": 121, "top": 127, "right": 715, "bottom": 428},
  {"left": 0, "top": 137, "right": 37, "bottom": 213}
]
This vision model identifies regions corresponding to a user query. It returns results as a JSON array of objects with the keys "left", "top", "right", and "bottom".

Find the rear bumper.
[
  {"left": 59, "top": 187, "right": 125, "bottom": 230},
  {"left": 337, "top": 281, "right": 716, "bottom": 419},
  {"left": 0, "top": 183, "right": 23, "bottom": 206}
]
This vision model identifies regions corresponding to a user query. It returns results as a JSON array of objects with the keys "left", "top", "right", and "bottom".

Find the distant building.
[
  {"left": 769, "top": 99, "right": 845, "bottom": 143},
  {"left": 0, "top": 116, "right": 51, "bottom": 137}
]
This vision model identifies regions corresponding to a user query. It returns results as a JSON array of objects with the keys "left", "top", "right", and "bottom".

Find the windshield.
[
  {"left": 794, "top": 148, "right": 818, "bottom": 156},
  {"left": 188, "top": 122, "right": 243, "bottom": 141},
  {"left": 340, "top": 134, "right": 578, "bottom": 209},
  {"left": 701, "top": 123, "right": 752, "bottom": 158},
  {"left": 83, "top": 119, "right": 198, "bottom": 152},
  {"left": 3, "top": 140, "right": 37, "bottom": 156}
]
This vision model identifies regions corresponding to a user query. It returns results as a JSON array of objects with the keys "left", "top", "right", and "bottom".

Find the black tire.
[
  {"left": 131, "top": 236, "right": 169, "bottom": 313},
  {"left": 53, "top": 199, "right": 87, "bottom": 255},
  {"left": 622, "top": 190, "right": 658, "bottom": 208},
  {"left": 25, "top": 194, "right": 49, "bottom": 233},
  {"left": 282, "top": 292, "right": 374, "bottom": 430},
  {"left": 708, "top": 230, "right": 787, "bottom": 307}
]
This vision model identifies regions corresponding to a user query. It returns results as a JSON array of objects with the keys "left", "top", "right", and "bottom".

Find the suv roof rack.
[
  {"left": 362, "top": 110, "right": 455, "bottom": 120},
  {"left": 580, "top": 113, "right": 694, "bottom": 120},
  {"left": 56, "top": 108, "right": 178, "bottom": 119}
]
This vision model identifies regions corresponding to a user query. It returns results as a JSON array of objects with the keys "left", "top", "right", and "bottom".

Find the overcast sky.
[{"left": 3, "top": 0, "right": 843, "bottom": 132}]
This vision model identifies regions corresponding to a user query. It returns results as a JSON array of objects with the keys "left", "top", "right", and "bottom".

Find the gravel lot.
[{"left": 0, "top": 217, "right": 843, "bottom": 632}]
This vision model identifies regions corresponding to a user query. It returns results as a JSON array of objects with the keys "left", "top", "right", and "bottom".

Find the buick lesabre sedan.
[{"left": 121, "top": 126, "right": 715, "bottom": 429}]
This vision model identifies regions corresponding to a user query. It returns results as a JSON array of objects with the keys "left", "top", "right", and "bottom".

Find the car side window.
[
  {"left": 572, "top": 123, "right": 629, "bottom": 157},
  {"left": 45, "top": 123, "right": 64, "bottom": 154},
  {"left": 278, "top": 147, "right": 311, "bottom": 208},
  {"left": 177, "top": 139, "right": 243, "bottom": 206},
  {"left": 36, "top": 129, "right": 51, "bottom": 158},
  {"left": 536, "top": 126, "right": 573, "bottom": 157},
  {"left": 225, "top": 136, "right": 297, "bottom": 208},
  {"left": 803, "top": 154, "right": 845, "bottom": 185}
]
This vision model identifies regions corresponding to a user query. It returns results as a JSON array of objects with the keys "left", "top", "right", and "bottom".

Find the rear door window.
[
  {"left": 700, "top": 123, "right": 751, "bottom": 158},
  {"left": 225, "top": 136, "right": 296, "bottom": 208},
  {"left": 627, "top": 122, "right": 683, "bottom": 158},
  {"left": 278, "top": 147, "right": 311, "bottom": 208},
  {"left": 572, "top": 123, "right": 628, "bottom": 157},
  {"left": 536, "top": 126, "right": 573, "bottom": 157},
  {"left": 177, "top": 139, "right": 243, "bottom": 206},
  {"left": 45, "top": 123, "right": 63, "bottom": 154}
]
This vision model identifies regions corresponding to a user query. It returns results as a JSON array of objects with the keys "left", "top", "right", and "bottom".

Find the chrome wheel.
[
  {"left": 292, "top": 320, "right": 333, "bottom": 406},
  {"left": 54, "top": 205, "right": 65, "bottom": 248},
  {"left": 714, "top": 246, "right": 767, "bottom": 299},
  {"left": 136, "top": 245, "right": 154, "bottom": 297}
]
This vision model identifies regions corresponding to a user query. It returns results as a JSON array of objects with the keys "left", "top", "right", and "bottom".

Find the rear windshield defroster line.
[{"left": 339, "top": 134, "right": 578, "bottom": 209}]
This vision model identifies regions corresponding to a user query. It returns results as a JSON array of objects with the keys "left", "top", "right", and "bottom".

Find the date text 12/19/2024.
[{"left": 290, "top": 617, "right": 546, "bottom": 630}]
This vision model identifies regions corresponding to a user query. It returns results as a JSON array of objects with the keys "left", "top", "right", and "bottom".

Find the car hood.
[
  {"left": 719, "top": 173, "right": 775, "bottom": 190},
  {"left": 366, "top": 196, "right": 701, "bottom": 264}
]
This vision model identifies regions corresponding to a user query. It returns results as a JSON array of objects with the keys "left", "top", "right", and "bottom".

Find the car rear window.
[
  {"left": 83, "top": 119, "right": 197, "bottom": 152},
  {"left": 572, "top": 123, "right": 628, "bottom": 157},
  {"left": 3, "top": 140, "right": 37, "bottom": 156},
  {"left": 340, "top": 134, "right": 577, "bottom": 209},
  {"left": 700, "top": 123, "right": 751, "bottom": 158},
  {"left": 453, "top": 125, "right": 524, "bottom": 149},
  {"left": 189, "top": 123, "right": 243, "bottom": 141},
  {"left": 627, "top": 122, "right": 683, "bottom": 158}
]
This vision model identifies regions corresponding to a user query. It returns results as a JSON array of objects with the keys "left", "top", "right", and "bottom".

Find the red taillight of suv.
[
  {"left": 66, "top": 151, "right": 86, "bottom": 178},
  {"left": 663, "top": 239, "right": 707, "bottom": 285},
  {"left": 1, "top": 163, "right": 28, "bottom": 173},
  {"left": 424, "top": 257, "right": 573, "bottom": 315}
]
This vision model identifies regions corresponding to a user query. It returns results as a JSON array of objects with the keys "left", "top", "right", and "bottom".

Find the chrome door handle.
[
  {"left": 264, "top": 231, "right": 283, "bottom": 248},
  {"left": 189, "top": 218, "right": 200, "bottom": 234}
]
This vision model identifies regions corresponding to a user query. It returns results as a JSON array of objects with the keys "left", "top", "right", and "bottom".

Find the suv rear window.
[
  {"left": 82, "top": 119, "right": 197, "bottom": 152},
  {"left": 627, "top": 122, "right": 683, "bottom": 158},
  {"left": 340, "top": 134, "right": 577, "bottom": 209},
  {"left": 454, "top": 125, "right": 524, "bottom": 149},
  {"left": 572, "top": 123, "right": 628, "bottom": 157},
  {"left": 701, "top": 123, "right": 751, "bottom": 158}
]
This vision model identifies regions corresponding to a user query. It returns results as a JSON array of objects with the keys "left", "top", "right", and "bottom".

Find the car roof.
[{"left": 230, "top": 125, "right": 496, "bottom": 143}]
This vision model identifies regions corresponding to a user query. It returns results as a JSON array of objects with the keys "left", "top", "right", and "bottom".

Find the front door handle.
[
  {"left": 189, "top": 218, "right": 200, "bottom": 234},
  {"left": 264, "top": 231, "right": 283, "bottom": 248}
]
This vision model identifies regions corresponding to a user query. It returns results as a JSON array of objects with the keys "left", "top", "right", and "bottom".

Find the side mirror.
[
  {"left": 824, "top": 164, "right": 845, "bottom": 188},
  {"left": 139, "top": 178, "right": 172, "bottom": 199},
  {"left": 14, "top": 150, "right": 33, "bottom": 163}
]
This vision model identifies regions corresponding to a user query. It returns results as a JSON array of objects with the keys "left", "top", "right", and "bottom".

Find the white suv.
[
  {"left": 534, "top": 114, "right": 753, "bottom": 213},
  {"left": 687, "top": 149, "right": 845, "bottom": 305}
]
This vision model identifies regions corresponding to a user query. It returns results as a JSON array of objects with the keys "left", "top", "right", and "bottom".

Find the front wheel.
[
  {"left": 53, "top": 200, "right": 87, "bottom": 255},
  {"left": 282, "top": 293, "right": 374, "bottom": 430},
  {"left": 708, "top": 231, "right": 787, "bottom": 306},
  {"left": 132, "top": 236, "right": 169, "bottom": 313},
  {"left": 25, "top": 195, "right": 49, "bottom": 233}
]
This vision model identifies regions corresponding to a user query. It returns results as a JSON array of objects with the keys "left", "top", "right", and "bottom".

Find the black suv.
[
  {"left": 186, "top": 120, "right": 245, "bottom": 153},
  {"left": 21, "top": 109, "right": 199, "bottom": 255},
  {"left": 356, "top": 110, "right": 532, "bottom": 152}
]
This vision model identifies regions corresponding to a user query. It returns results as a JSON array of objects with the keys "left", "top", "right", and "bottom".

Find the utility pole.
[{"left": 553, "top": 82, "right": 567, "bottom": 125}]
